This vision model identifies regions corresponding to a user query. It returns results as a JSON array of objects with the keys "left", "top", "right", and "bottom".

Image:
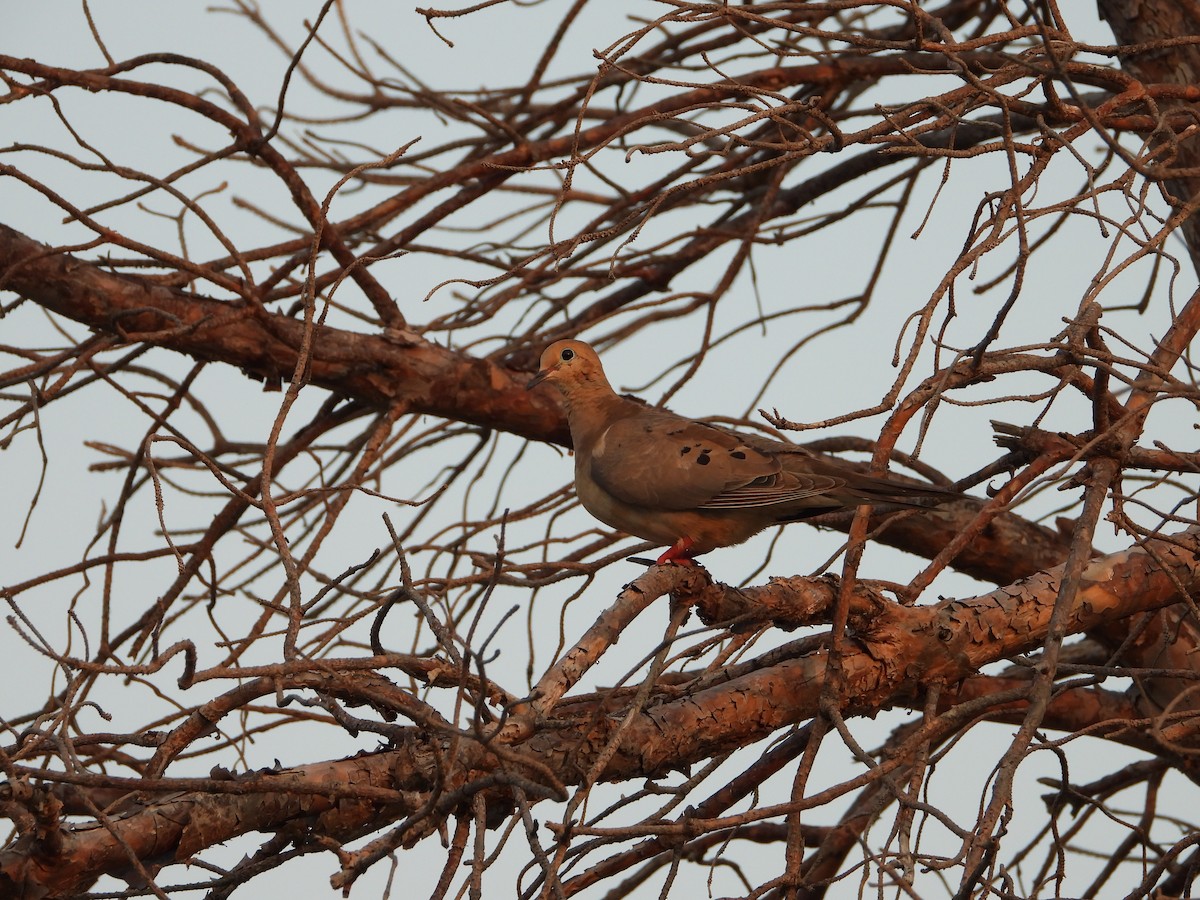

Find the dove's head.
[{"left": 527, "top": 340, "right": 609, "bottom": 396}]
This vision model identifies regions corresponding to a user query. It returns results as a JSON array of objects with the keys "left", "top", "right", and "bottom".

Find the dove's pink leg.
[{"left": 655, "top": 537, "right": 697, "bottom": 566}]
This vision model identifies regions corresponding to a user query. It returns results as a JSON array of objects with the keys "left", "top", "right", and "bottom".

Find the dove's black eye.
[{"left": 560, "top": 348, "right": 575, "bottom": 361}]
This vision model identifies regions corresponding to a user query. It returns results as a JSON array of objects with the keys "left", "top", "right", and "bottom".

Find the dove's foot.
[{"left": 655, "top": 538, "right": 698, "bottom": 566}]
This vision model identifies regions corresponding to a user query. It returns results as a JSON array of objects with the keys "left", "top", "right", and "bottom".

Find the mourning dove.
[{"left": 527, "top": 340, "right": 961, "bottom": 564}]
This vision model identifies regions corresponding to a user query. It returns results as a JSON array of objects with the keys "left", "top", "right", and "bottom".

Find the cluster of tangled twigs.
[{"left": 3, "top": 1, "right": 1200, "bottom": 897}]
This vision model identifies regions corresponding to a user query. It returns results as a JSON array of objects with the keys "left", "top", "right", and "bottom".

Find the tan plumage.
[{"left": 527, "top": 340, "right": 960, "bottom": 564}]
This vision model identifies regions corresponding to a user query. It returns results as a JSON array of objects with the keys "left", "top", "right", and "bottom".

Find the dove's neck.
[{"left": 560, "top": 377, "right": 631, "bottom": 451}]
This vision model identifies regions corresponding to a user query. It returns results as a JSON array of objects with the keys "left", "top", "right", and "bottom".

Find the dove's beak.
[{"left": 526, "top": 368, "right": 551, "bottom": 390}]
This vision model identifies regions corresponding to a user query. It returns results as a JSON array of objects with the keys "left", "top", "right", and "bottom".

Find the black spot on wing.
[{"left": 730, "top": 450, "right": 746, "bottom": 459}]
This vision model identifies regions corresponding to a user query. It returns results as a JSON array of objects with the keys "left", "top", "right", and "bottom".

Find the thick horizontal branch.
[
  {"left": 4, "top": 527, "right": 1191, "bottom": 894},
  {"left": 540, "top": 526, "right": 1200, "bottom": 781},
  {"left": 0, "top": 749, "right": 436, "bottom": 897},
  {"left": 0, "top": 222, "right": 565, "bottom": 442}
]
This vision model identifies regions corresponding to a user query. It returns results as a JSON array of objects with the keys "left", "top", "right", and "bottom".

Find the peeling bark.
[{"left": 4, "top": 528, "right": 1194, "bottom": 894}]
